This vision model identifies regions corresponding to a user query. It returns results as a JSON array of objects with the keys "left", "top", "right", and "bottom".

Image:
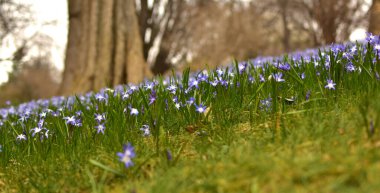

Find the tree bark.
[
  {"left": 369, "top": 0, "right": 380, "bottom": 35},
  {"left": 278, "top": 0, "right": 291, "bottom": 52},
  {"left": 60, "top": 0, "right": 151, "bottom": 95}
]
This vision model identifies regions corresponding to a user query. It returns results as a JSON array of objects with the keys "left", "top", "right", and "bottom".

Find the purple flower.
[
  {"left": 95, "top": 93, "right": 107, "bottom": 102},
  {"left": 30, "top": 126, "right": 44, "bottom": 137},
  {"left": 300, "top": 72, "right": 305, "bottom": 79},
  {"left": 117, "top": 143, "right": 136, "bottom": 168},
  {"left": 64, "top": 116, "right": 77, "bottom": 125},
  {"left": 325, "top": 79, "right": 336, "bottom": 90},
  {"left": 272, "top": 72, "right": 285, "bottom": 82},
  {"left": 167, "top": 85, "right": 177, "bottom": 94},
  {"left": 216, "top": 68, "right": 224, "bottom": 76},
  {"left": 260, "top": 97, "right": 272, "bottom": 111},
  {"left": 128, "top": 85, "right": 138, "bottom": 94},
  {"left": 144, "top": 82, "right": 155, "bottom": 90},
  {"left": 238, "top": 62, "right": 247, "bottom": 73},
  {"left": 259, "top": 74, "right": 265, "bottom": 82},
  {"left": 122, "top": 92, "right": 130, "bottom": 100},
  {"left": 76, "top": 111, "right": 82, "bottom": 116},
  {"left": 16, "top": 134, "right": 27, "bottom": 141},
  {"left": 366, "top": 32, "right": 376, "bottom": 44},
  {"left": 94, "top": 113, "right": 106, "bottom": 123},
  {"left": 345, "top": 63, "right": 356, "bottom": 72},
  {"left": 149, "top": 90, "right": 157, "bottom": 105},
  {"left": 306, "top": 90, "right": 311, "bottom": 101},
  {"left": 277, "top": 63, "right": 291, "bottom": 71},
  {"left": 197, "top": 73, "right": 208, "bottom": 82},
  {"left": 187, "top": 97, "right": 195, "bottom": 105},
  {"left": 130, "top": 107, "right": 139, "bottom": 116},
  {"left": 39, "top": 111, "right": 47, "bottom": 118},
  {"left": 374, "top": 44, "right": 380, "bottom": 51},
  {"left": 350, "top": 45, "right": 357, "bottom": 54},
  {"left": 74, "top": 119, "right": 82, "bottom": 127},
  {"left": 195, "top": 103, "right": 207, "bottom": 113},
  {"left": 189, "top": 79, "right": 199, "bottom": 89},
  {"left": 38, "top": 119, "right": 45, "bottom": 128},
  {"left": 95, "top": 123, "right": 106, "bottom": 134}
]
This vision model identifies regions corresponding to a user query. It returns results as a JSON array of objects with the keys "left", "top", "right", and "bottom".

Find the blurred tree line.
[
  {"left": 0, "top": 0, "right": 60, "bottom": 105},
  {"left": 1, "top": 0, "right": 379, "bottom": 103}
]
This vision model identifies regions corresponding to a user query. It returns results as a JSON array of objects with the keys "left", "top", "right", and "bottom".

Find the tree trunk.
[
  {"left": 369, "top": 0, "right": 380, "bottom": 35},
  {"left": 278, "top": 0, "right": 291, "bottom": 52},
  {"left": 60, "top": 0, "right": 151, "bottom": 95}
]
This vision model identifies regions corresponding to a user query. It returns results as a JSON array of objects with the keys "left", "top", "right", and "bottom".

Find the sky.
[
  {"left": 0, "top": 0, "right": 68, "bottom": 84},
  {"left": 0, "top": 0, "right": 369, "bottom": 85}
]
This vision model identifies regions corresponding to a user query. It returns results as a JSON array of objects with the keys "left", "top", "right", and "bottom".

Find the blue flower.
[
  {"left": 149, "top": 90, "right": 157, "bottom": 105},
  {"left": 122, "top": 92, "right": 130, "bottom": 100},
  {"left": 325, "top": 79, "right": 336, "bottom": 90},
  {"left": 195, "top": 103, "right": 207, "bottom": 113},
  {"left": 144, "top": 82, "right": 155, "bottom": 90},
  {"left": 186, "top": 97, "right": 195, "bottom": 105},
  {"left": 259, "top": 74, "right": 265, "bottom": 82},
  {"left": 366, "top": 32, "right": 376, "bottom": 44},
  {"left": 272, "top": 72, "right": 285, "bottom": 82},
  {"left": 345, "top": 63, "right": 356, "bottom": 72},
  {"left": 95, "top": 123, "right": 106, "bottom": 134},
  {"left": 260, "top": 97, "right": 272, "bottom": 111},
  {"left": 167, "top": 85, "right": 177, "bottom": 94},
  {"left": 95, "top": 93, "right": 107, "bottom": 102},
  {"left": 117, "top": 143, "right": 136, "bottom": 168},
  {"left": 238, "top": 62, "right": 247, "bottom": 73},
  {"left": 130, "top": 107, "right": 139, "bottom": 116},
  {"left": 277, "top": 63, "right": 291, "bottom": 71},
  {"left": 300, "top": 72, "right": 305, "bottom": 80},
  {"left": 306, "top": 90, "right": 311, "bottom": 101},
  {"left": 64, "top": 116, "right": 77, "bottom": 125},
  {"left": 30, "top": 126, "right": 44, "bottom": 137},
  {"left": 16, "top": 134, "right": 27, "bottom": 141},
  {"left": 94, "top": 113, "right": 106, "bottom": 123}
]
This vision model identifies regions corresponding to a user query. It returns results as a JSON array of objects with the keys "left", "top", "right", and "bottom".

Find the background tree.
[
  {"left": 60, "top": 0, "right": 150, "bottom": 95},
  {"left": 257, "top": 0, "right": 370, "bottom": 51},
  {"left": 369, "top": 0, "right": 380, "bottom": 34},
  {"left": 0, "top": 0, "right": 60, "bottom": 105}
]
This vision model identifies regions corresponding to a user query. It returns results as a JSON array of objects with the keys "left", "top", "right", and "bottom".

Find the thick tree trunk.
[
  {"left": 60, "top": 0, "right": 151, "bottom": 95},
  {"left": 369, "top": 0, "right": 380, "bottom": 35},
  {"left": 314, "top": 0, "right": 337, "bottom": 44}
]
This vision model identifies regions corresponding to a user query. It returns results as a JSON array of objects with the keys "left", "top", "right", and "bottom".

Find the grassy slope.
[
  {"left": 1, "top": 42, "right": 380, "bottom": 192},
  {"left": 2, "top": 92, "right": 380, "bottom": 193},
  {"left": 107, "top": 94, "right": 380, "bottom": 193}
]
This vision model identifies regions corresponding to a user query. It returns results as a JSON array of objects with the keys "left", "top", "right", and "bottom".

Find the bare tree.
[
  {"left": 60, "top": 0, "right": 150, "bottom": 95},
  {"left": 257, "top": 0, "right": 370, "bottom": 50},
  {"left": 369, "top": 0, "right": 380, "bottom": 34},
  {"left": 292, "top": 0, "right": 369, "bottom": 44},
  {"left": 0, "top": 0, "right": 31, "bottom": 42},
  {"left": 136, "top": 0, "right": 185, "bottom": 74}
]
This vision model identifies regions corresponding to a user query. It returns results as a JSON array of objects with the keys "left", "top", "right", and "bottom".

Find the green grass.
[{"left": 1, "top": 42, "right": 380, "bottom": 192}]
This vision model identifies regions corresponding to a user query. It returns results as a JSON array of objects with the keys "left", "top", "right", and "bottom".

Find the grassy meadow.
[{"left": 1, "top": 34, "right": 380, "bottom": 192}]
